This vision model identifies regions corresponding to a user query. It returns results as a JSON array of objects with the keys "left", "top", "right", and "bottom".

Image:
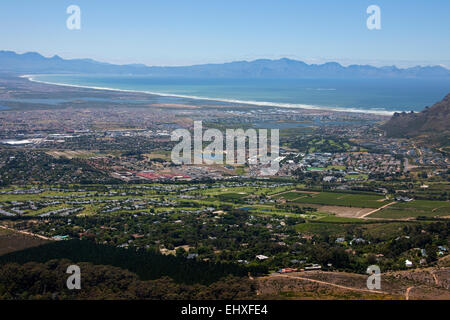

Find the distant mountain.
[
  {"left": 0, "top": 51, "right": 146, "bottom": 74},
  {"left": 382, "top": 94, "right": 450, "bottom": 139},
  {"left": 1, "top": 50, "right": 450, "bottom": 78}
]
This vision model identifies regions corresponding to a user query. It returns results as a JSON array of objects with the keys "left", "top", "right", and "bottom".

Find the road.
[
  {"left": 405, "top": 270, "right": 439, "bottom": 300},
  {"left": 360, "top": 202, "right": 397, "bottom": 219},
  {"left": 430, "top": 270, "right": 439, "bottom": 286},
  {"left": 438, "top": 147, "right": 449, "bottom": 164}
]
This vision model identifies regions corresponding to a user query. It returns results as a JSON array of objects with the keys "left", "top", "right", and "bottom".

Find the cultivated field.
[
  {"left": 370, "top": 200, "right": 450, "bottom": 219},
  {"left": 318, "top": 206, "right": 374, "bottom": 218},
  {"left": 287, "top": 191, "right": 387, "bottom": 208}
]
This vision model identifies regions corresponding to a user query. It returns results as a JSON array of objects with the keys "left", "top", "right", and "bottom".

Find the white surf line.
[{"left": 21, "top": 74, "right": 398, "bottom": 116}]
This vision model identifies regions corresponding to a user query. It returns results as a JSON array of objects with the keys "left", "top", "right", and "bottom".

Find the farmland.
[
  {"left": 0, "top": 182, "right": 449, "bottom": 301},
  {"left": 286, "top": 191, "right": 387, "bottom": 208},
  {"left": 370, "top": 200, "right": 450, "bottom": 219}
]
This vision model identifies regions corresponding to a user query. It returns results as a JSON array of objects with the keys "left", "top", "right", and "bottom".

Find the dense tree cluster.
[
  {"left": 0, "top": 240, "right": 267, "bottom": 285},
  {"left": 0, "top": 149, "right": 120, "bottom": 186},
  {"left": 0, "top": 259, "right": 256, "bottom": 300}
]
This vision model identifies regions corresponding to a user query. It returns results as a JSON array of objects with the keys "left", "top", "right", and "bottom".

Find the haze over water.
[{"left": 31, "top": 74, "right": 450, "bottom": 114}]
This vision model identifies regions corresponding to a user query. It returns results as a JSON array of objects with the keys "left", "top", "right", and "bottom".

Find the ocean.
[{"left": 28, "top": 74, "right": 450, "bottom": 115}]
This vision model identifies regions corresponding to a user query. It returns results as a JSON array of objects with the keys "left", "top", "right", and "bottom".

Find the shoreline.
[{"left": 21, "top": 74, "right": 395, "bottom": 116}]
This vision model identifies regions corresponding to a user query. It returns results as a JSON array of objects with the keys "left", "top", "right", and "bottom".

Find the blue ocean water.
[{"left": 30, "top": 74, "right": 450, "bottom": 114}]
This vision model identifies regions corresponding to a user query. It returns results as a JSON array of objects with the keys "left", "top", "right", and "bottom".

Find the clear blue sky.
[{"left": 0, "top": 0, "right": 449, "bottom": 67}]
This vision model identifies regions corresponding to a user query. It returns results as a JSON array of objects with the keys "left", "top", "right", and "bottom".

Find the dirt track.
[
  {"left": 405, "top": 286, "right": 414, "bottom": 300},
  {"left": 271, "top": 273, "right": 389, "bottom": 295},
  {"left": 319, "top": 206, "right": 373, "bottom": 218},
  {"left": 0, "top": 225, "right": 53, "bottom": 241},
  {"left": 259, "top": 268, "right": 450, "bottom": 300},
  {"left": 361, "top": 202, "right": 396, "bottom": 218}
]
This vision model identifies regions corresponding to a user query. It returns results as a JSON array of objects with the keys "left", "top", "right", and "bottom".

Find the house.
[
  {"left": 256, "top": 255, "right": 269, "bottom": 260},
  {"left": 335, "top": 237, "right": 345, "bottom": 244},
  {"left": 395, "top": 196, "right": 413, "bottom": 202},
  {"left": 279, "top": 268, "right": 298, "bottom": 274},
  {"left": 304, "top": 264, "right": 322, "bottom": 270},
  {"left": 405, "top": 260, "right": 413, "bottom": 268},
  {"left": 52, "top": 235, "right": 69, "bottom": 241},
  {"left": 350, "top": 238, "right": 366, "bottom": 245}
]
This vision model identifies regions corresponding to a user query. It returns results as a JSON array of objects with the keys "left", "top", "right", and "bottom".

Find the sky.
[{"left": 0, "top": 0, "right": 449, "bottom": 67}]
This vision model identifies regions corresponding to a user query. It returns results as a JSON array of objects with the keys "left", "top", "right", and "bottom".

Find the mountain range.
[
  {"left": 383, "top": 93, "right": 450, "bottom": 141},
  {"left": 1, "top": 51, "right": 450, "bottom": 79}
]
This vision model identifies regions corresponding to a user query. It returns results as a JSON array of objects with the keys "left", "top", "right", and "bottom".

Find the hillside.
[
  {"left": 0, "top": 239, "right": 267, "bottom": 285},
  {"left": 0, "top": 259, "right": 256, "bottom": 300},
  {"left": 1, "top": 51, "right": 450, "bottom": 79},
  {"left": 383, "top": 94, "right": 450, "bottom": 141},
  {"left": 259, "top": 268, "right": 450, "bottom": 300}
]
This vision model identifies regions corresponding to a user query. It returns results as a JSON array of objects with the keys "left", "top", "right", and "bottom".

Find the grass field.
[
  {"left": 327, "top": 165, "right": 346, "bottom": 170},
  {"left": 345, "top": 173, "right": 369, "bottom": 180},
  {"left": 215, "top": 192, "right": 248, "bottom": 202},
  {"left": 317, "top": 216, "right": 366, "bottom": 223},
  {"left": 361, "top": 222, "right": 418, "bottom": 240},
  {"left": 273, "top": 191, "right": 314, "bottom": 201},
  {"left": 46, "top": 150, "right": 98, "bottom": 159},
  {"left": 295, "top": 220, "right": 424, "bottom": 240},
  {"left": 294, "top": 222, "right": 349, "bottom": 236}
]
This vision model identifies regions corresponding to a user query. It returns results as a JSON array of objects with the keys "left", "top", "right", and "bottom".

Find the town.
[{"left": 0, "top": 74, "right": 449, "bottom": 300}]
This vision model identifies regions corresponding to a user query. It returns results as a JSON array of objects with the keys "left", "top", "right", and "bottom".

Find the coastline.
[{"left": 21, "top": 74, "right": 396, "bottom": 116}]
